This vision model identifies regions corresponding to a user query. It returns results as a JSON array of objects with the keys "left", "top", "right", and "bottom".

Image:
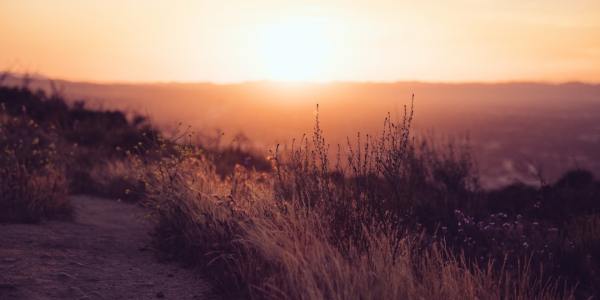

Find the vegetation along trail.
[{"left": 0, "top": 196, "right": 214, "bottom": 300}]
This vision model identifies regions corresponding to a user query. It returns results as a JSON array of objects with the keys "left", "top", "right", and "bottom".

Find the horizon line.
[{"left": 4, "top": 71, "right": 600, "bottom": 87}]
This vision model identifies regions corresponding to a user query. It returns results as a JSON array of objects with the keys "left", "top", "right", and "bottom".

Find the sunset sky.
[{"left": 1, "top": 0, "right": 599, "bottom": 83}]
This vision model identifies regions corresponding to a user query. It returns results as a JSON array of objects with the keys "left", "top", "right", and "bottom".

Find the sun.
[{"left": 256, "top": 17, "right": 335, "bottom": 82}]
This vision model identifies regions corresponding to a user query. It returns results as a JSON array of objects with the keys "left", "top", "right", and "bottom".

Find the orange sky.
[{"left": 1, "top": 0, "right": 599, "bottom": 83}]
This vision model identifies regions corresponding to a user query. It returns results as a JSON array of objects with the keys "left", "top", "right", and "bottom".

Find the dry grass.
[
  {"left": 134, "top": 154, "right": 571, "bottom": 299},
  {"left": 0, "top": 110, "right": 71, "bottom": 223},
  {"left": 82, "top": 159, "right": 144, "bottom": 202},
  {"left": 133, "top": 102, "right": 574, "bottom": 299}
]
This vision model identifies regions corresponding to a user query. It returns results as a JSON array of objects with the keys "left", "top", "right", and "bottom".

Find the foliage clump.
[{"left": 135, "top": 100, "right": 597, "bottom": 299}]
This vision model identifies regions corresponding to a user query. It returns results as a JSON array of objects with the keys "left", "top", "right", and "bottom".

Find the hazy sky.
[{"left": 1, "top": 0, "right": 599, "bottom": 83}]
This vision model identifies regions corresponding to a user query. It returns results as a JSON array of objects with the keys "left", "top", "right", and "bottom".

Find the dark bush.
[{"left": 0, "top": 110, "right": 71, "bottom": 223}]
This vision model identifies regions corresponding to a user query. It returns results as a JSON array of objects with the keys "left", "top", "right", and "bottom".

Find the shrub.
[
  {"left": 135, "top": 102, "right": 573, "bottom": 299},
  {"left": 80, "top": 159, "right": 145, "bottom": 202},
  {"left": 0, "top": 110, "right": 71, "bottom": 223}
]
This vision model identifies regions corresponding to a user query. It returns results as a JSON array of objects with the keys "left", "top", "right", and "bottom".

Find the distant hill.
[{"left": 4, "top": 73, "right": 600, "bottom": 187}]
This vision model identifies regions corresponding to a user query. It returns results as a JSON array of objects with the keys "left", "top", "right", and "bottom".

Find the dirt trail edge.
[{"left": 0, "top": 196, "right": 214, "bottom": 300}]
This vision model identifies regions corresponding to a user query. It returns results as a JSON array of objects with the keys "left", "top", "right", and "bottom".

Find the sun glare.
[{"left": 256, "top": 17, "right": 335, "bottom": 82}]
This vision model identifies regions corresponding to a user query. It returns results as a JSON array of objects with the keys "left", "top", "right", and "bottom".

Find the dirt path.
[{"left": 0, "top": 196, "right": 214, "bottom": 300}]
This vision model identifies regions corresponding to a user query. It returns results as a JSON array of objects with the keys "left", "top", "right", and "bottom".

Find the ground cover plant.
[
  {"left": 0, "top": 104, "right": 70, "bottom": 222},
  {"left": 134, "top": 100, "right": 599, "bottom": 299},
  {"left": 0, "top": 81, "right": 158, "bottom": 221},
  {"left": 0, "top": 81, "right": 271, "bottom": 219}
]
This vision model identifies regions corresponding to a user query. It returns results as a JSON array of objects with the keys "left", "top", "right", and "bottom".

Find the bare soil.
[{"left": 0, "top": 196, "right": 214, "bottom": 300}]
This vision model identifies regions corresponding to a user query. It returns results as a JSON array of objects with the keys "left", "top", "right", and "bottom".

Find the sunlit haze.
[
  {"left": 1, "top": 0, "right": 600, "bottom": 83},
  {"left": 2, "top": 2, "right": 600, "bottom": 297}
]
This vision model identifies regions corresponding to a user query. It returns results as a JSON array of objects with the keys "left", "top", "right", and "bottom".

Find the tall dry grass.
[
  {"left": 0, "top": 107, "right": 71, "bottom": 222},
  {"left": 133, "top": 101, "right": 573, "bottom": 299},
  {"left": 134, "top": 154, "right": 569, "bottom": 299}
]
